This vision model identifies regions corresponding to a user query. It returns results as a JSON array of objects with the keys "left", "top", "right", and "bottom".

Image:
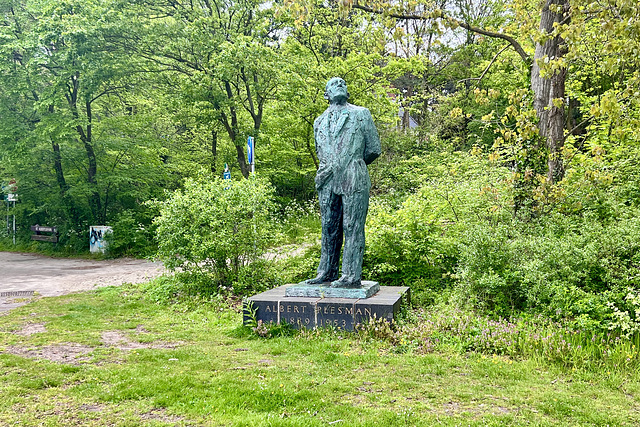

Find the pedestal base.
[
  {"left": 243, "top": 285, "right": 410, "bottom": 331},
  {"left": 285, "top": 280, "right": 380, "bottom": 299}
]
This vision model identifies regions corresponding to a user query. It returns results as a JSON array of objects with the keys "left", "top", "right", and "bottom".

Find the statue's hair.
[{"left": 324, "top": 77, "right": 350, "bottom": 102}]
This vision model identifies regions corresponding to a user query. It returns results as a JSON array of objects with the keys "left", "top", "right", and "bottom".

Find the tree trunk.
[
  {"left": 221, "top": 81, "right": 250, "bottom": 178},
  {"left": 49, "top": 104, "right": 70, "bottom": 198},
  {"left": 531, "top": 0, "right": 569, "bottom": 183},
  {"left": 66, "top": 74, "right": 103, "bottom": 223},
  {"left": 51, "top": 141, "right": 68, "bottom": 194},
  {"left": 82, "top": 99, "right": 104, "bottom": 223},
  {"left": 51, "top": 139, "right": 79, "bottom": 226},
  {"left": 235, "top": 144, "right": 250, "bottom": 177}
]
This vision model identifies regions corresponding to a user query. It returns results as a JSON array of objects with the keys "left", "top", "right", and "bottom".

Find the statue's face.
[{"left": 325, "top": 78, "right": 348, "bottom": 104}]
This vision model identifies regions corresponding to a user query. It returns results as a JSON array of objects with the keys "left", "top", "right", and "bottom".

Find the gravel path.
[{"left": 0, "top": 252, "right": 164, "bottom": 312}]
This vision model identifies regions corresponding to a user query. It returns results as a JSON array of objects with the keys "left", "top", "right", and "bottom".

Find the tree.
[
  {"left": 256, "top": 1, "right": 407, "bottom": 199},
  {"left": 105, "top": 0, "right": 286, "bottom": 178},
  {"left": 0, "top": 0, "right": 170, "bottom": 238},
  {"left": 332, "top": 0, "right": 569, "bottom": 182}
]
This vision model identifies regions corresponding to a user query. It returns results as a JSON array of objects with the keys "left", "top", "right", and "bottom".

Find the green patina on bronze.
[
  {"left": 286, "top": 280, "right": 380, "bottom": 299},
  {"left": 302, "top": 77, "right": 381, "bottom": 290}
]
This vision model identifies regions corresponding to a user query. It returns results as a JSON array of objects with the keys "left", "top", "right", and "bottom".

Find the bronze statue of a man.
[{"left": 305, "top": 77, "right": 381, "bottom": 289}]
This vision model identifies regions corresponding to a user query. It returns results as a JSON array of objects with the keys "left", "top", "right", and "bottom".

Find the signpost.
[
  {"left": 246, "top": 136, "right": 257, "bottom": 251},
  {"left": 3, "top": 179, "right": 17, "bottom": 244},
  {"left": 223, "top": 163, "right": 231, "bottom": 190}
]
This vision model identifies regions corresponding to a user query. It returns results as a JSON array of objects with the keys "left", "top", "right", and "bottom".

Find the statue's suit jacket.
[{"left": 313, "top": 103, "right": 381, "bottom": 195}]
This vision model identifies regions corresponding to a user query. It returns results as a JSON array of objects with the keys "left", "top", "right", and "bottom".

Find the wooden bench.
[{"left": 31, "top": 225, "right": 59, "bottom": 243}]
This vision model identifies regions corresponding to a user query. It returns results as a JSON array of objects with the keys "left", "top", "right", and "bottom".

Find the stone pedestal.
[{"left": 243, "top": 285, "right": 409, "bottom": 331}]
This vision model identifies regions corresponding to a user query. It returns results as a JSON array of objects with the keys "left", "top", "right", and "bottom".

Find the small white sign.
[{"left": 7, "top": 194, "right": 17, "bottom": 202}]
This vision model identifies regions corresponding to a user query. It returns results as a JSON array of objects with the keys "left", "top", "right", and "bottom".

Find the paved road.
[{"left": 0, "top": 252, "right": 164, "bottom": 312}]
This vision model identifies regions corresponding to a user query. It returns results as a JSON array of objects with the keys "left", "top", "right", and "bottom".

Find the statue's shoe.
[
  {"left": 329, "top": 277, "right": 362, "bottom": 289},
  {"left": 303, "top": 275, "right": 337, "bottom": 286}
]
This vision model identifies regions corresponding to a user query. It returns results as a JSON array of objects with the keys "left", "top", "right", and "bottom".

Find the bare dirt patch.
[
  {"left": 440, "top": 400, "right": 513, "bottom": 417},
  {"left": 4, "top": 344, "right": 94, "bottom": 365},
  {"left": 9, "top": 397, "right": 189, "bottom": 425},
  {"left": 79, "top": 403, "right": 106, "bottom": 413},
  {"left": 101, "top": 330, "right": 181, "bottom": 351},
  {"left": 14, "top": 322, "right": 47, "bottom": 336},
  {"left": 2, "top": 327, "right": 180, "bottom": 365},
  {"left": 139, "top": 408, "right": 185, "bottom": 424}
]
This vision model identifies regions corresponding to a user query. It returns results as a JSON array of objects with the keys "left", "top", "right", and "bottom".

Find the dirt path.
[{"left": 0, "top": 252, "right": 164, "bottom": 312}]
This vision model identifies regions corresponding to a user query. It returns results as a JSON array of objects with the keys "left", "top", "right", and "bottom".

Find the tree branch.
[
  {"left": 458, "top": 43, "right": 511, "bottom": 84},
  {"left": 352, "top": 2, "right": 530, "bottom": 63}
]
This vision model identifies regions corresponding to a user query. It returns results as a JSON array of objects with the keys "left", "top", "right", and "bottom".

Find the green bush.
[
  {"left": 153, "top": 174, "right": 279, "bottom": 295},
  {"left": 364, "top": 150, "right": 510, "bottom": 305},
  {"left": 274, "top": 243, "right": 321, "bottom": 285},
  {"left": 363, "top": 147, "right": 640, "bottom": 334},
  {"left": 105, "top": 210, "right": 157, "bottom": 258},
  {"left": 454, "top": 212, "right": 640, "bottom": 330}
]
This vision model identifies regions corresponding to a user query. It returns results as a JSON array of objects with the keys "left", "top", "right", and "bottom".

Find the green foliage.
[
  {"left": 2, "top": 0, "right": 640, "bottom": 348},
  {"left": 275, "top": 243, "right": 321, "bottom": 285},
  {"left": 277, "top": 199, "right": 320, "bottom": 244},
  {"left": 369, "top": 304, "right": 640, "bottom": 371},
  {"left": 105, "top": 210, "right": 158, "bottom": 258},
  {"left": 454, "top": 212, "right": 640, "bottom": 331},
  {"left": 153, "top": 174, "right": 279, "bottom": 295},
  {"left": 363, "top": 143, "right": 640, "bottom": 335},
  {"left": 364, "top": 149, "right": 510, "bottom": 305}
]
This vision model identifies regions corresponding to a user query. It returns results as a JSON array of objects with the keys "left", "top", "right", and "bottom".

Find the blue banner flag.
[{"left": 247, "top": 136, "right": 254, "bottom": 166}]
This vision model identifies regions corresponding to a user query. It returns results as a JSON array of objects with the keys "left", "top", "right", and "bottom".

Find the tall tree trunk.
[
  {"left": 82, "top": 99, "right": 103, "bottom": 223},
  {"left": 235, "top": 144, "right": 250, "bottom": 177},
  {"left": 221, "top": 81, "right": 250, "bottom": 178},
  {"left": 531, "top": 0, "right": 569, "bottom": 183},
  {"left": 51, "top": 141, "right": 68, "bottom": 194},
  {"left": 66, "top": 74, "right": 103, "bottom": 223},
  {"left": 51, "top": 139, "right": 79, "bottom": 226},
  {"left": 49, "top": 105, "right": 70, "bottom": 197}
]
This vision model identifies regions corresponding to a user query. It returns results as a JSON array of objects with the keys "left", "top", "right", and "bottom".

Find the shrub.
[
  {"left": 274, "top": 243, "right": 320, "bottom": 285},
  {"left": 364, "top": 150, "right": 510, "bottom": 305},
  {"left": 153, "top": 174, "right": 278, "bottom": 295},
  {"left": 362, "top": 305, "right": 640, "bottom": 371},
  {"left": 105, "top": 210, "right": 157, "bottom": 258},
  {"left": 454, "top": 212, "right": 640, "bottom": 331},
  {"left": 363, "top": 148, "right": 640, "bottom": 335}
]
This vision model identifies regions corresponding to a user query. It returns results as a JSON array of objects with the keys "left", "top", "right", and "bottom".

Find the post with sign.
[
  {"left": 223, "top": 163, "right": 231, "bottom": 189},
  {"left": 247, "top": 136, "right": 257, "bottom": 251},
  {"left": 3, "top": 179, "right": 17, "bottom": 245},
  {"left": 247, "top": 136, "right": 255, "bottom": 174}
]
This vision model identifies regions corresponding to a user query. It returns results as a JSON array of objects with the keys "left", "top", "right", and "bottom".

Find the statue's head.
[{"left": 324, "top": 77, "right": 349, "bottom": 104}]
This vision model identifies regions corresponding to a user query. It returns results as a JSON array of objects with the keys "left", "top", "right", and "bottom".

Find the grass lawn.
[{"left": 1, "top": 284, "right": 639, "bottom": 426}]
